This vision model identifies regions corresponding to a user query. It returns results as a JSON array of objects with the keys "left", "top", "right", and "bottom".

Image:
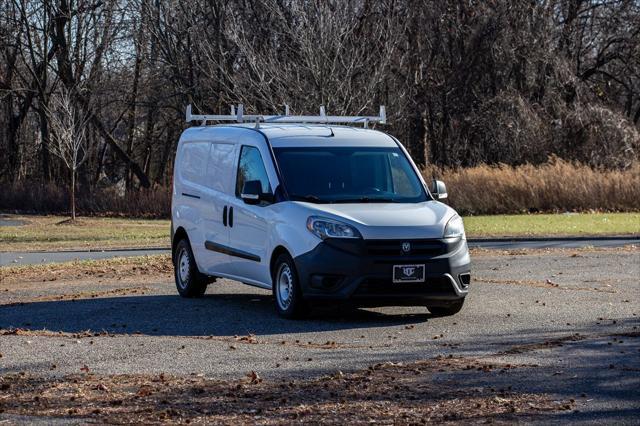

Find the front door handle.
[
  {"left": 229, "top": 206, "right": 234, "bottom": 228},
  {"left": 223, "top": 206, "right": 227, "bottom": 227}
]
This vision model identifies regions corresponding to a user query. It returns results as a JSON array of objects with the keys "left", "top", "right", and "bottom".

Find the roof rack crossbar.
[{"left": 185, "top": 104, "right": 387, "bottom": 127}]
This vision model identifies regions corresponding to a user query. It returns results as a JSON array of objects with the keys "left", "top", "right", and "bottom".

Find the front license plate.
[{"left": 392, "top": 264, "right": 425, "bottom": 283}]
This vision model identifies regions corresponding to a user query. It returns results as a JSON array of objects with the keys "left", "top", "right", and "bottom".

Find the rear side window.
[
  {"left": 235, "top": 146, "right": 272, "bottom": 196},
  {"left": 206, "top": 143, "right": 235, "bottom": 192},
  {"left": 180, "top": 142, "right": 210, "bottom": 186}
]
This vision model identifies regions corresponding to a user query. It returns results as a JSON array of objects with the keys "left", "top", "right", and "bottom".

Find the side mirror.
[
  {"left": 241, "top": 180, "right": 272, "bottom": 205},
  {"left": 431, "top": 179, "right": 448, "bottom": 200}
]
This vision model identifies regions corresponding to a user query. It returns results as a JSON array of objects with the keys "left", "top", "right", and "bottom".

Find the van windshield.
[{"left": 273, "top": 147, "right": 429, "bottom": 203}]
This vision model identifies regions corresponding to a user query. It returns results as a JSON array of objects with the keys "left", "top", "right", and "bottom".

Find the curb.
[{"left": 0, "top": 247, "right": 171, "bottom": 254}]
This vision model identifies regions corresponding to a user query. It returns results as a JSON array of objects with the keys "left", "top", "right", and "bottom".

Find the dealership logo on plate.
[{"left": 402, "top": 266, "right": 416, "bottom": 276}]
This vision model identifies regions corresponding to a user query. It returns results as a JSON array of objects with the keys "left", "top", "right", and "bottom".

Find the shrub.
[
  {"left": 0, "top": 184, "right": 170, "bottom": 218},
  {"left": 422, "top": 158, "right": 640, "bottom": 215}
]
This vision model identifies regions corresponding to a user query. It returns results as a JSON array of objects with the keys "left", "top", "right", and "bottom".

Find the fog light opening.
[
  {"left": 459, "top": 273, "right": 471, "bottom": 287},
  {"left": 310, "top": 274, "right": 344, "bottom": 290}
]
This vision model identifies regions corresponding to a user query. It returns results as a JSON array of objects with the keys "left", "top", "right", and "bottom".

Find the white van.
[{"left": 171, "top": 105, "right": 470, "bottom": 318}]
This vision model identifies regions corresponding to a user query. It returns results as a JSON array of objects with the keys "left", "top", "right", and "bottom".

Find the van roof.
[{"left": 181, "top": 124, "right": 398, "bottom": 148}]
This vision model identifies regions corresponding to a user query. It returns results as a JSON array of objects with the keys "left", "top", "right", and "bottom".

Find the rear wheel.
[
  {"left": 174, "top": 239, "right": 207, "bottom": 298},
  {"left": 272, "top": 253, "right": 307, "bottom": 319},
  {"left": 427, "top": 299, "right": 465, "bottom": 317}
]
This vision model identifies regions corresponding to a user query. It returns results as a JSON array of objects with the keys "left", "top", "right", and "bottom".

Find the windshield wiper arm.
[
  {"left": 334, "top": 197, "right": 397, "bottom": 203},
  {"left": 290, "top": 194, "right": 325, "bottom": 203}
]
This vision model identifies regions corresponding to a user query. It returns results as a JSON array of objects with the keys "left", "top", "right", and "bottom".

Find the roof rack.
[{"left": 185, "top": 104, "right": 386, "bottom": 128}]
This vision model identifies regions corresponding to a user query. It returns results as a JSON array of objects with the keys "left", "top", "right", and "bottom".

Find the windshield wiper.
[
  {"left": 334, "top": 197, "right": 397, "bottom": 203},
  {"left": 290, "top": 194, "right": 326, "bottom": 203}
]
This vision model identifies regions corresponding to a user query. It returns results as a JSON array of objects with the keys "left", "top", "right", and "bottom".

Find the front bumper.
[{"left": 293, "top": 237, "right": 471, "bottom": 307}]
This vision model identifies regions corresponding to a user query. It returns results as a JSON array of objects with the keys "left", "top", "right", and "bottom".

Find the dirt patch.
[
  {"left": 475, "top": 276, "right": 618, "bottom": 293},
  {"left": 469, "top": 245, "right": 638, "bottom": 257},
  {"left": 0, "top": 328, "right": 116, "bottom": 339},
  {"left": 0, "top": 358, "right": 573, "bottom": 424},
  {"left": 475, "top": 277, "right": 561, "bottom": 289},
  {"left": 55, "top": 218, "right": 88, "bottom": 226},
  {"left": 498, "top": 334, "right": 587, "bottom": 355},
  {"left": 2, "top": 286, "right": 152, "bottom": 306},
  {"left": 0, "top": 329, "right": 370, "bottom": 352},
  {"left": 0, "top": 255, "right": 172, "bottom": 286}
]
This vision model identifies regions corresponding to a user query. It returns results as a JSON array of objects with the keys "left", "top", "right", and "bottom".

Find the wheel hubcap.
[
  {"left": 277, "top": 264, "right": 293, "bottom": 310},
  {"left": 177, "top": 248, "right": 190, "bottom": 288}
]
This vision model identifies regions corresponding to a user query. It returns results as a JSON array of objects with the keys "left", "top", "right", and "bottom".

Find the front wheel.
[
  {"left": 174, "top": 239, "right": 207, "bottom": 298},
  {"left": 427, "top": 299, "right": 465, "bottom": 317},
  {"left": 272, "top": 254, "right": 307, "bottom": 319}
]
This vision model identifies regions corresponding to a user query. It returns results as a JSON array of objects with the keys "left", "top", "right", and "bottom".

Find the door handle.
[
  {"left": 229, "top": 206, "right": 234, "bottom": 228},
  {"left": 223, "top": 206, "right": 227, "bottom": 227}
]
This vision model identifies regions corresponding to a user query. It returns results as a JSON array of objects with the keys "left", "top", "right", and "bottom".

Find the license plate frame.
[{"left": 392, "top": 264, "right": 426, "bottom": 283}]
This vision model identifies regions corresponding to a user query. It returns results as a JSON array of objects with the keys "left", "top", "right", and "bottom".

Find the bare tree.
[
  {"left": 45, "top": 87, "right": 90, "bottom": 220},
  {"left": 1, "top": 0, "right": 639, "bottom": 216}
]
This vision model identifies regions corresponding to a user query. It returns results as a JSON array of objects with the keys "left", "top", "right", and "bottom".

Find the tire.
[
  {"left": 427, "top": 299, "right": 465, "bottom": 317},
  {"left": 173, "top": 238, "right": 207, "bottom": 298},
  {"left": 272, "top": 253, "right": 307, "bottom": 319}
]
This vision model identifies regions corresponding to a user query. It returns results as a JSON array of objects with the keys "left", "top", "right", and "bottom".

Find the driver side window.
[{"left": 235, "top": 145, "right": 272, "bottom": 198}]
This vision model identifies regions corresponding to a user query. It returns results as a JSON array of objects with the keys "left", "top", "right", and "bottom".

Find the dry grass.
[
  {"left": 0, "top": 216, "right": 169, "bottom": 251},
  {"left": 2, "top": 160, "right": 639, "bottom": 217},
  {"left": 423, "top": 158, "right": 640, "bottom": 215},
  {"left": 463, "top": 213, "right": 640, "bottom": 237},
  {"left": 0, "top": 212, "right": 636, "bottom": 254}
]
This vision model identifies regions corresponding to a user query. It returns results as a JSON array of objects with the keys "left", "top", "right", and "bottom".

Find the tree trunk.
[
  {"left": 71, "top": 169, "right": 76, "bottom": 221},
  {"left": 37, "top": 103, "right": 51, "bottom": 182},
  {"left": 89, "top": 112, "right": 151, "bottom": 188},
  {"left": 125, "top": 45, "right": 142, "bottom": 190},
  {"left": 156, "top": 126, "right": 175, "bottom": 186}
]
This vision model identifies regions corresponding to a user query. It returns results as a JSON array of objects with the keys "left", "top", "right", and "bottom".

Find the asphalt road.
[
  {"left": 0, "top": 248, "right": 168, "bottom": 266},
  {"left": 1, "top": 237, "right": 638, "bottom": 266},
  {"left": 1, "top": 248, "right": 639, "bottom": 423},
  {"left": 0, "top": 218, "right": 26, "bottom": 227}
]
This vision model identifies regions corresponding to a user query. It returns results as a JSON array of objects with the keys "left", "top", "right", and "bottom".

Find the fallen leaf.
[
  {"left": 136, "top": 386, "right": 153, "bottom": 397},
  {"left": 246, "top": 370, "right": 262, "bottom": 384}
]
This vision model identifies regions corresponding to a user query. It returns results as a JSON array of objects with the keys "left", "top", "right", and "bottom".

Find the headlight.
[
  {"left": 444, "top": 214, "right": 465, "bottom": 239},
  {"left": 306, "top": 216, "right": 362, "bottom": 239}
]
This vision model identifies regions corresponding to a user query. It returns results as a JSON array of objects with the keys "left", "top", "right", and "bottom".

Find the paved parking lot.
[{"left": 1, "top": 247, "right": 639, "bottom": 423}]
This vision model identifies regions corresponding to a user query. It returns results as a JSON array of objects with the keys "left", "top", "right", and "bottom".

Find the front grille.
[
  {"left": 354, "top": 276, "right": 455, "bottom": 296},
  {"left": 364, "top": 239, "right": 447, "bottom": 257}
]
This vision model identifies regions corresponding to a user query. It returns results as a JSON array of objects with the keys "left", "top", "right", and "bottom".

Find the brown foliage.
[
  {"left": 424, "top": 159, "right": 640, "bottom": 215},
  {"left": 2, "top": 160, "right": 638, "bottom": 216},
  {"left": 0, "top": 183, "right": 170, "bottom": 218}
]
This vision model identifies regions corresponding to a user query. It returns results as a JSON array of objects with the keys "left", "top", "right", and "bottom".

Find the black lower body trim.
[
  {"left": 205, "top": 241, "right": 261, "bottom": 262},
  {"left": 293, "top": 237, "right": 471, "bottom": 305}
]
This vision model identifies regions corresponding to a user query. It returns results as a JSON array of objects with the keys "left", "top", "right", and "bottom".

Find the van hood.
[{"left": 298, "top": 201, "right": 457, "bottom": 239}]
